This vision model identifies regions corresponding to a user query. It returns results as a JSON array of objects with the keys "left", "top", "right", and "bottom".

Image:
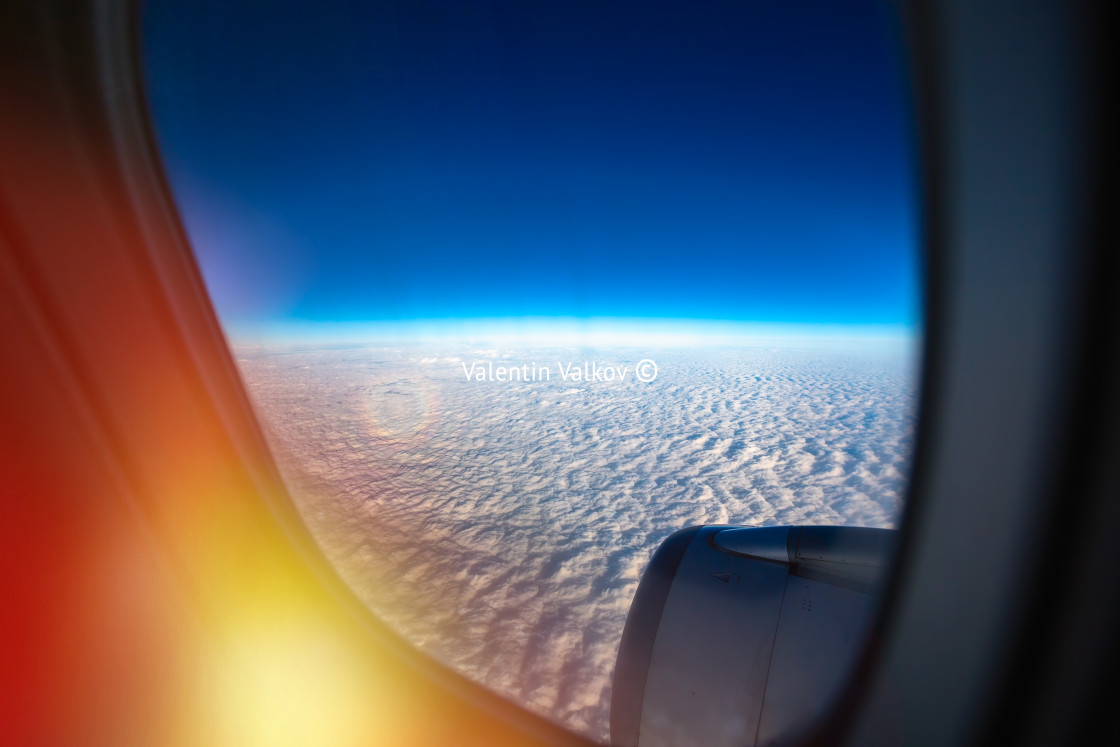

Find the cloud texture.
[{"left": 236, "top": 345, "right": 917, "bottom": 741}]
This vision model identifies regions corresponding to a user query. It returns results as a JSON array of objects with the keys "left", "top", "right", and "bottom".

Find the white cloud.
[{"left": 237, "top": 345, "right": 918, "bottom": 742}]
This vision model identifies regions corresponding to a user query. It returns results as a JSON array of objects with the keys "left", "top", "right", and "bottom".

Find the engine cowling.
[{"left": 611, "top": 525, "right": 898, "bottom": 747}]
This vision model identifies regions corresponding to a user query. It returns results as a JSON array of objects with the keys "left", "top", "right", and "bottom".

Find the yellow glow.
[{"left": 206, "top": 613, "right": 401, "bottom": 747}]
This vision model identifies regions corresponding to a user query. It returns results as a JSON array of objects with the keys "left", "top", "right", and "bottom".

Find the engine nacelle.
[{"left": 611, "top": 525, "right": 897, "bottom": 746}]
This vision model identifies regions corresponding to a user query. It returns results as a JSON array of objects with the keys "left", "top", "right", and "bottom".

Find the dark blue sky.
[{"left": 143, "top": 0, "right": 919, "bottom": 342}]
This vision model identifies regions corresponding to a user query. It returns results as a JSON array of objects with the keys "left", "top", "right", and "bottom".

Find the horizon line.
[{"left": 225, "top": 317, "right": 920, "bottom": 351}]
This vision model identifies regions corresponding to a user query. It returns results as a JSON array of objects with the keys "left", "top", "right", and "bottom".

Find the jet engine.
[{"left": 611, "top": 525, "right": 898, "bottom": 746}]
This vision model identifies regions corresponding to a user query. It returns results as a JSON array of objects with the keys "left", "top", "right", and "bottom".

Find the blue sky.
[{"left": 142, "top": 0, "right": 920, "bottom": 345}]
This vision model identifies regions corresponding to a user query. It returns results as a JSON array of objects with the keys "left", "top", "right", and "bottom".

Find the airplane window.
[{"left": 142, "top": 0, "right": 919, "bottom": 741}]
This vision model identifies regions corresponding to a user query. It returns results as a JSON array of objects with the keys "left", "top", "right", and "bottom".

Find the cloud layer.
[{"left": 236, "top": 345, "right": 917, "bottom": 741}]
